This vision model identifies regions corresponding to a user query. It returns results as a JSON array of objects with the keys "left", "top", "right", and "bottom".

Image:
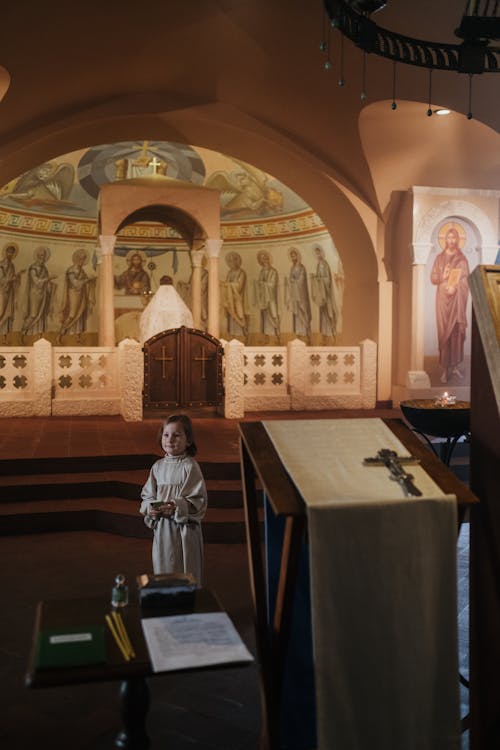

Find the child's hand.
[
  {"left": 163, "top": 500, "right": 177, "bottom": 518},
  {"left": 149, "top": 501, "right": 176, "bottom": 519}
]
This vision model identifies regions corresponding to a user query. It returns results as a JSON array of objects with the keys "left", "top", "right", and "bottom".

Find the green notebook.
[{"left": 35, "top": 625, "right": 106, "bottom": 669}]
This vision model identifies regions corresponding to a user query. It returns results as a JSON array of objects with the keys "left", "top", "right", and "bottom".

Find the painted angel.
[{"left": 205, "top": 158, "right": 283, "bottom": 217}]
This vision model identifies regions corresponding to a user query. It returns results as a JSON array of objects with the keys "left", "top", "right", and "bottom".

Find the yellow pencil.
[
  {"left": 105, "top": 614, "right": 130, "bottom": 662},
  {"left": 112, "top": 611, "right": 136, "bottom": 658}
]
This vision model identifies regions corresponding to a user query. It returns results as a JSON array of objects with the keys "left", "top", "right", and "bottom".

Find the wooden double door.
[{"left": 143, "top": 327, "right": 223, "bottom": 413}]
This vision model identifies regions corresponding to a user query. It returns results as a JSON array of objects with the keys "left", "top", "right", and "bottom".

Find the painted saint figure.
[
  {"left": 21, "top": 246, "right": 57, "bottom": 339},
  {"left": 0, "top": 243, "right": 23, "bottom": 342},
  {"left": 222, "top": 251, "right": 248, "bottom": 340},
  {"left": 285, "top": 247, "right": 311, "bottom": 340},
  {"left": 430, "top": 226, "right": 470, "bottom": 384},
  {"left": 254, "top": 250, "right": 280, "bottom": 342},
  {"left": 58, "top": 249, "right": 96, "bottom": 343},
  {"left": 311, "top": 244, "right": 336, "bottom": 340},
  {"left": 114, "top": 250, "right": 151, "bottom": 295}
]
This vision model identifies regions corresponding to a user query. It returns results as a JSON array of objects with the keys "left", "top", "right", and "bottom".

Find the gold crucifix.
[
  {"left": 153, "top": 346, "right": 174, "bottom": 379},
  {"left": 193, "top": 345, "right": 214, "bottom": 380}
]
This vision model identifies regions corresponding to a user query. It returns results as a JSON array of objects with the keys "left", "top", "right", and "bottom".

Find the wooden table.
[
  {"left": 26, "top": 589, "right": 238, "bottom": 749},
  {"left": 239, "top": 418, "right": 479, "bottom": 750}
]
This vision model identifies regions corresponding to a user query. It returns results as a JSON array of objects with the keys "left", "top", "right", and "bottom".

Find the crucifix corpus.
[{"left": 363, "top": 449, "right": 422, "bottom": 497}]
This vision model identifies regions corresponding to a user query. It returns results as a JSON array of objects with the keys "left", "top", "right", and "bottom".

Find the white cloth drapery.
[{"left": 263, "top": 418, "right": 460, "bottom": 750}]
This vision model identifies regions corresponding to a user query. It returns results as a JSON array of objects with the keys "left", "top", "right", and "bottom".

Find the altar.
[{"left": 239, "top": 418, "right": 478, "bottom": 750}]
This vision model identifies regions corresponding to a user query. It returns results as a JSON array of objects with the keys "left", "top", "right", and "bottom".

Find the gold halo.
[
  {"left": 288, "top": 246, "right": 301, "bottom": 261},
  {"left": 2, "top": 241, "right": 18, "bottom": 259},
  {"left": 257, "top": 250, "right": 272, "bottom": 264},
  {"left": 72, "top": 248, "right": 88, "bottom": 264},
  {"left": 438, "top": 223, "right": 466, "bottom": 250},
  {"left": 125, "top": 249, "right": 146, "bottom": 266},
  {"left": 34, "top": 245, "right": 51, "bottom": 261}
]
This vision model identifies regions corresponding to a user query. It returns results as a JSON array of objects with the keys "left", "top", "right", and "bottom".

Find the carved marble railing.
[
  {"left": 223, "top": 337, "right": 377, "bottom": 417},
  {"left": 0, "top": 338, "right": 143, "bottom": 420},
  {"left": 0, "top": 336, "right": 376, "bottom": 420}
]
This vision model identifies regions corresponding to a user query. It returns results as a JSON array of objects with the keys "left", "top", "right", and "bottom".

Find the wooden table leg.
[{"left": 115, "top": 677, "right": 151, "bottom": 749}]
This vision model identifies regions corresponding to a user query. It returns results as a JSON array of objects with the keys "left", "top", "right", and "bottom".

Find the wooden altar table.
[{"left": 239, "top": 418, "right": 478, "bottom": 750}]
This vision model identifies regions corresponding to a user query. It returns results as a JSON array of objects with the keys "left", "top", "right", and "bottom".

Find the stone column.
[
  {"left": 190, "top": 248, "right": 205, "bottom": 329},
  {"left": 205, "top": 238, "right": 223, "bottom": 339},
  {"left": 98, "top": 234, "right": 117, "bottom": 347},
  {"left": 288, "top": 338, "right": 307, "bottom": 411},
  {"left": 406, "top": 242, "right": 433, "bottom": 389},
  {"left": 377, "top": 278, "right": 394, "bottom": 403},
  {"left": 118, "top": 338, "right": 143, "bottom": 421},
  {"left": 223, "top": 338, "right": 245, "bottom": 418}
]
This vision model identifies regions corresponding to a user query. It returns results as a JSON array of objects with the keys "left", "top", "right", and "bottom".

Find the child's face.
[{"left": 161, "top": 421, "right": 189, "bottom": 457}]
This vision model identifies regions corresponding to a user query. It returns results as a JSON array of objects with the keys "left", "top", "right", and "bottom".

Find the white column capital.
[
  {"left": 191, "top": 249, "right": 206, "bottom": 268},
  {"left": 205, "top": 238, "right": 224, "bottom": 259},
  {"left": 98, "top": 234, "right": 117, "bottom": 256}
]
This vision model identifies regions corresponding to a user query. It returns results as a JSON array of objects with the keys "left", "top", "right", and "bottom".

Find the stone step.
[
  {"left": 0, "top": 455, "right": 242, "bottom": 480},
  {"left": 0, "top": 497, "right": 262, "bottom": 544},
  {"left": 0, "top": 455, "right": 257, "bottom": 544},
  {"left": 0, "top": 474, "right": 244, "bottom": 507}
]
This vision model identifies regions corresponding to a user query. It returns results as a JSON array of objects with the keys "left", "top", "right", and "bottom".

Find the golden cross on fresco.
[
  {"left": 193, "top": 346, "right": 214, "bottom": 380},
  {"left": 148, "top": 157, "right": 161, "bottom": 174},
  {"left": 153, "top": 347, "right": 174, "bottom": 379}
]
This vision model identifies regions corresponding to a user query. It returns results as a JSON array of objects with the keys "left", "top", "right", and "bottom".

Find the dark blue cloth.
[{"left": 264, "top": 495, "right": 317, "bottom": 750}]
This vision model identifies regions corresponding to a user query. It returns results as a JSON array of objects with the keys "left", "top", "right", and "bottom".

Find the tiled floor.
[{"left": 0, "top": 411, "right": 471, "bottom": 749}]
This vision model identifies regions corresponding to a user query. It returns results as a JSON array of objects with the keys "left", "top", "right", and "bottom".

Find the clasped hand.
[{"left": 149, "top": 500, "right": 177, "bottom": 519}]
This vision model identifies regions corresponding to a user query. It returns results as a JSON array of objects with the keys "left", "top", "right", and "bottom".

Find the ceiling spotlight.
[{"left": 434, "top": 108, "right": 451, "bottom": 115}]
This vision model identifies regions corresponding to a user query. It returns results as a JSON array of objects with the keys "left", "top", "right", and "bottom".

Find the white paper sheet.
[{"left": 141, "top": 611, "right": 254, "bottom": 673}]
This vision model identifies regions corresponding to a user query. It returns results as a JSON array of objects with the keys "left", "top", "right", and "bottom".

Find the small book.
[
  {"left": 34, "top": 625, "right": 106, "bottom": 669},
  {"left": 137, "top": 573, "right": 196, "bottom": 608},
  {"left": 447, "top": 268, "right": 462, "bottom": 287}
]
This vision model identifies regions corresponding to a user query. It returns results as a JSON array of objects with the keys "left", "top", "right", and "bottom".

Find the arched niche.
[
  {"left": 405, "top": 188, "right": 500, "bottom": 396},
  {"left": 98, "top": 176, "right": 221, "bottom": 239},
  {"left": 97, "top": 176, "right": 222, "bottom": 344}
]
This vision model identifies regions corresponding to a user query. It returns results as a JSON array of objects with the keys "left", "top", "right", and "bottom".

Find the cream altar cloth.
[
  {"left": 139, "top": 285, "right": 194, "bottom": 343},
  {"left": 263, "top": 418, "right": 460, "bottom": 750}
]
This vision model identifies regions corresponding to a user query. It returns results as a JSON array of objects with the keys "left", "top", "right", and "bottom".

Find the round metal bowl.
[{"left": 400, "top": 399, "right": 470, "bottom": 438}]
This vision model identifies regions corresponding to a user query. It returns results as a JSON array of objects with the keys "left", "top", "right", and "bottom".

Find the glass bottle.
[{"left": 111, "top": 573, "right": 129, "bottom": 608}]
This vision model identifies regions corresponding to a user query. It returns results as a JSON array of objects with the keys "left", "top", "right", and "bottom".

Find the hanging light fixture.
[{"left": 321, "top": 0, "right": 500, "bottom": 118}]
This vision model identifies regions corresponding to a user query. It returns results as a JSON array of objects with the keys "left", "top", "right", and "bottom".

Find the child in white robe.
[{"left": 140, "top": 414, "right": 207, "bottom": 586}]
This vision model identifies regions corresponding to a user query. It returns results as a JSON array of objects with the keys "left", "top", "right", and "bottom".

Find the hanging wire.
[
  {"left": 427, "top": 69, "right": 433, "bottom": 116},
  {"left": 391, "top": 61, "right": 398, "bottom": 110},
  {"left": 338, "top": 32, "right": 345, "bottom": 86},
  {"left": 361, "top": 52, "right": 367, "bottom": 101},
  {"left": 467, "top": 74, "right": 474, "bottom": 119},
  {"left": 320, "top": 3, "right": 333, "bottom": 70},
  {"left": 320, "top": 1, "right": 328, "bottom": 52}
]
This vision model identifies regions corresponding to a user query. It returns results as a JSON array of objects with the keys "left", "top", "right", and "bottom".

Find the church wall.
[{"left": 390, "top": 191, "right": 414, "bottom": 388}]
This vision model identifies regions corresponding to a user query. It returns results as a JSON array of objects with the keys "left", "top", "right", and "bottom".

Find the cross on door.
[
  {"left": 193, "top": 345, "right": 214, "bottom": 380},
  {"left": 153, "top": 346, "right": 174, "bottom": 378}
]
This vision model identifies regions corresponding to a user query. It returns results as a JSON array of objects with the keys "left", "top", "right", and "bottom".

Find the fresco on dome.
[
  {"left": 0, "top": 140, "right": 307, "bottom": 219},
  {"left": 0, "top": 141, "right": 343, "bottom": 347}
]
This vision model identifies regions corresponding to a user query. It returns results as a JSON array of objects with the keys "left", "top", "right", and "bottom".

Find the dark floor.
[{"left": 0, "top": 410, "right": 470, "bottom": 750}]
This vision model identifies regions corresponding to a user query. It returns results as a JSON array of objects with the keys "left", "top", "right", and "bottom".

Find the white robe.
[
  {"left": 140, "top": 454, "right": 207, "bottom": 585},
  {"left": 139, "top": 285, "right": 194, "bottom": 343}
]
